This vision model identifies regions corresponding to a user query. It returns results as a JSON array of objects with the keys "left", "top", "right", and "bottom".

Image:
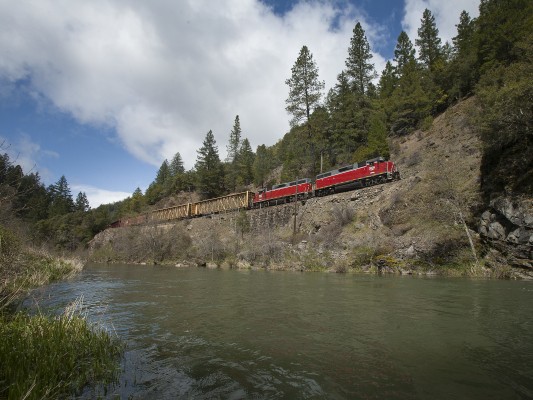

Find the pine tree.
[
  {"left": 378, "top": 61, "right": 398, "bottom": 99},
  {"left": 130, "top": 187, "right": 144, "bottom": 213},
  {"left": 253, "top": 144, "right": 271, "bottom": 187},
  {"left": 225, "top": 115, "right": 242, "bottom": 191},
  {"left": 453, "top": 11, "right": 474, "bottom": 55},
  {"left": 475, "top": 0, "right": 533, "bottom": 194},
  {"left": 388, "top": 61, "right": 437, "bottom": 135},
  {"left": 155, "top": 160, "right": 170, "bottom": 186},
  {"left": 169, "top": 152, "right": 185, "bottom": 176},
  {"left": 345, "top": 22, "right": 377, "bottom": 95},
  {"left": 195, "top": 130, "right": 224, "bottom": 198},
  {"left": 415, "top": 9, "right": 443, "bottom": 71},
  {"left": 237, "top": 138, "right": 254, "bottom": 186},
  {"left": 285, "top": 45, "right": 325, "bottom": 127},
  {"left": 476, "top": 0, "right": 532, "bottom": 72},
  {"left": 75, "top": 192, "right": 90, "bottom": 212},
  {"left": 286, "top": 45, "right": 325, "bottom": 174},
  {"left": 226, "top": 115, "right": 241, "bottom": 163},
  {"left": 326, "top": 71, "right": 359, "bottom": 162},
  {"left": 48, "top": 175, "right": 74, "bottom": 216},
  {"left": 394, "top": 31, "right": 416, "bottom": 75},
  {"left": 308, "top": 106, "right": 333, "bottom": 173}
]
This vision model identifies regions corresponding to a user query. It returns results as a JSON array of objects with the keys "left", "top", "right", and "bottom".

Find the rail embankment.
[{"left": 89, "top": 97, "right": 532, "bottom": 278}]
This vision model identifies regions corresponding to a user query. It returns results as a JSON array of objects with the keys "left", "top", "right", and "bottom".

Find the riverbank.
[{"left": 0, "top": 225, "right": 122, "bottom": 399}]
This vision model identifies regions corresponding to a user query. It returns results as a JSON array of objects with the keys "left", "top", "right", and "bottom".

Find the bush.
[
  {"left": 0, "top": 225, "right": 22, "bottom": 265},
  {"left": 349, "top": 246, "right": 376, "bottom": 269},
  {"left": 301, "top": 249, "right": 332, "bottom": 272},
  {"left": 331, "top": 204, "right": 355, "bottom": 227}
]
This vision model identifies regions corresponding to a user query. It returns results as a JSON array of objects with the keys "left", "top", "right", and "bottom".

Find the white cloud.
[
  {"left": 402, "top": 0, "right": 480, "bottom": 48},
  {"left": 71, "top": 184, "right": 131, "bottom": 208},
  {"left": 0, "top": 0, "right": 386, "bottom": 170}
]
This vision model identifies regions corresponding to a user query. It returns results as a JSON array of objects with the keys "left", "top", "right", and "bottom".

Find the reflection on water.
[{"left": 26, "top": 264, "right": 533, "bottom": 399}]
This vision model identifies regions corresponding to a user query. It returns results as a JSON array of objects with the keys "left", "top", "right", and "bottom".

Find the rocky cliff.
[{"left": 479, "top": 197, "right": 533, "bottom": 271}]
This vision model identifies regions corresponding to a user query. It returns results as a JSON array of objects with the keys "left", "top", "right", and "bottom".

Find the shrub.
[
  {"left": 0, "top": 225, "right": 22, "bottom": 266},
  {"left": 331, "top": 203, "right": 355, "bottom": 227},
  {"left": 301, "top": 249, "right": 332, "bottom": 272}
]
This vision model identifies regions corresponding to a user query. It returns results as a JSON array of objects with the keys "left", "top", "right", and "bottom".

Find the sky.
[{"left": 0, "top": 0, "right": 480, "bottom": 207}]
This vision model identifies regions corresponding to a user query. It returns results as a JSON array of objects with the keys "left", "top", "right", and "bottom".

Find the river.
[{"left": 26, "top": 264, "right": 533, "bottom": 399}]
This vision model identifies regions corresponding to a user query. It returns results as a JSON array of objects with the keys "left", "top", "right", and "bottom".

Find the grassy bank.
[
  {"left": 0, "top": 225, "right": 123, "bottom": 399},
  {"left": 0, "top": 305, "right": 122, "bottom": 399}
]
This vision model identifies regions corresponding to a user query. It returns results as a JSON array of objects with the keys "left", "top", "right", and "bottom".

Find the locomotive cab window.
[
  {"left": 316, "top": 172, "right": 331, "bottom": 179},
  {"left": 338, "top": 165, "right": 353, "bottom": 173}
]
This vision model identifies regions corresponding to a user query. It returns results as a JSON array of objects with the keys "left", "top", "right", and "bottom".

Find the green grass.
[
  {"left": 0, "top": 305, "right": 122, "bottom": 399},
  {"left": 0, "top": 226, "right": 123, "bottom": 399}
]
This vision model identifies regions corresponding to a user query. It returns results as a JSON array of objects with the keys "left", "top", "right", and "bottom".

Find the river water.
[{"left": 26, "top": 264, "right": 533, "bottom": 399}]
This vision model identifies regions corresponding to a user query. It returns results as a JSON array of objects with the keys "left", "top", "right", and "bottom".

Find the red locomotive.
[
  {"left": 254, "top": 178, "right": 312, "bottom": 207},
  {"left": 314, "top": 156, "right": 399, "bottom": 196}
]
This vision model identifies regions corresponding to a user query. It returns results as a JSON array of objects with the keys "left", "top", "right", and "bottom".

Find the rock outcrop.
[{"left": 479, "top": 197, "right": 533, "bottom": 270}]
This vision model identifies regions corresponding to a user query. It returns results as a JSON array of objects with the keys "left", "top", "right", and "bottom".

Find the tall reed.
[
  {"left": 1, "top": 226, "right": 123, "bottom": 399},
  {"left": 0, "top": 299, "right": 122, "bottom": 399}
]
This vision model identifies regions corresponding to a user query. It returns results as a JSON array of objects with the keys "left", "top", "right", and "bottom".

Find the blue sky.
[{"left": 0, "top": 0, "right": 479, "bottom": 207}]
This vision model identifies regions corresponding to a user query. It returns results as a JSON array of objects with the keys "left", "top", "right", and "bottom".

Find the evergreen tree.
[
  {"left": 237, "top": 138, "right": 254, "bottom": 186},
  {"left": 279, "top": 126, "right": 308, "bottom": 181},
  {"left": 195, "top": 130, "right": 224, "bottom": 198},
  {"left": 48, "top": 175, "right": 74, "bottom": 216},
  {"left": 345, "top": 22, "right": 376, "bottom": 95},
  {"left": 253, "top": 144, "right": 271, "bottom": 187},
  {"left": 225, "top": 115, "right": 242, "bottom": 191},
  {"left": 415, "top": 9, "right": 443, "bottom": 71},
  {"left": 286, "top": 45, "right": 325, "bottom": 174},
  {"left": 394, "top": 31, "right": 416, "bottom": 75},
  {"left": 144, "top": 181, "right": 164, "bottom": 205},
  {"left": 285, "top": 45, "right": 325, "bottom": 127},
  {"left": 226, "top": 115, "right": 242, "bottom": 163},
  {"left": 75, "top": 192, "right": 90, "bottom": 212},
  {"left": 13, "top": 172, "right": 49, "bottom": 222},
  {"left": 443, "top": 11, "right": 479, "bottom": 102},
  {"left": 326, "top": 71, "right": 360, "bottom": 163},
  {"left": 169, "top": 152, "right": 185, "bottom": 176},
  {"left": 479, "top": 60, "right": 533, "bottom": 193},
  {"left": 308, "top": 106, "right": 333, "bottom": 173},
  {"left": 476, "top": 0, "right": 532, "bottom": 73},
  {"left": 130, "top": 187, "right": 144, "bottom": 213},
  {"left": 453, "top": 11, "right": 475, "bottom": 56},
  {"left": 155, "top": 160, "right": 170, "bottom": 186},
  {"left": 388, "top": 61, "right": 437, "bottom": 135},
  {"left": 378, "top": 61, "right": 398, "bottom": 99}
]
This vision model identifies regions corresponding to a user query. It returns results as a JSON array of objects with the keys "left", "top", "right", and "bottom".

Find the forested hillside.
[{"left": 0, "top": 0, "right": 531, "bottom": 257}]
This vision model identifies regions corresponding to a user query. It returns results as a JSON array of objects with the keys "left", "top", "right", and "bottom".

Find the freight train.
[{"left": 110, "top": 156, "right": 399, "bottom": 228}]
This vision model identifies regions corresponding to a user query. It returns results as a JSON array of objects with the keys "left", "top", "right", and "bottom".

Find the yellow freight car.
[{"left": 190, "top": 191, "right": 254, "bottom": 217}]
